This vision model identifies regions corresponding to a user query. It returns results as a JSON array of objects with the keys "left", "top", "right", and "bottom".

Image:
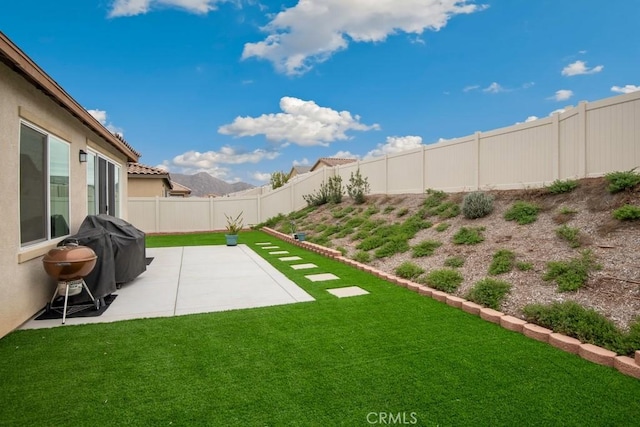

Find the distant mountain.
[{"left": 170, "top": 172, "right": 255, "bottom": 197}]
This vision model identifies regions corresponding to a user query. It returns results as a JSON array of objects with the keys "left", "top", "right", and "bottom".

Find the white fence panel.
[
  {"left": 128, "top": 198, "right": 157, "bottom": 232},
  {"left": 424, "top": 136, "right": 476, "bottom": 191},
  {"left": 358, "top": 157, "right": 387, "bottom": 194},
  {"left": 387, "top": 148, "right": 424, "bottom": 194},
  {"left": 558, "top": 109, "right": 582, "bottom": 179},
  {"left": 159, "top": 198, "right": 211, "bottom": 232},
  {"left": 260, "top": 186, "right": 293, "bottom": 221}
]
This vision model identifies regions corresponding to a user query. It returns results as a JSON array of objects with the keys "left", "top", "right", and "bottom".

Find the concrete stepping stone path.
[
  {"left": 262, "top": 246, "right": 280, "bottom": 250},
  {"left": 290, "top": 263, "right": 317, "bottom": 270},
  {"left": 305, "top": 273, "right": 339, "bottom": 282},
  {"left": 269, "top": 251, "right": 289, "bottom": 255},
  {"left": 327, "top": 286, "right": 369, "bottom": 298},
  {"left": 279, "top": 256, "right": 302, "bottom": 261}
]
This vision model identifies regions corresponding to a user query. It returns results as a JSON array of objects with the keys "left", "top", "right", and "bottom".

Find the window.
[
  {"left": 87, "top": 151, "right": 121, "bottom": 217},
  {"left": 20, "top": 122, "right": 70, "bottom": 246}
]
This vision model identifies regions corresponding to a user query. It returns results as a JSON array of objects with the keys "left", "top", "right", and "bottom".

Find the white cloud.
[
  {"left": 525, "top": 116, "right": 538, "bottom": 122},
  {"left": 293, "top": 158, "right": 310, "bottom": 166},
  {"left": 611, "top": 85, "right": 640, "bottom": 94},
  {"left": 550, "top": 89, "right": 573, "bottom": 101},
  {"left": 162, "top": 146, "right": 280, "bottom": 177},
  {"left": 364, "top": 135, "right": 423, "bottom": 159},
  {"left": 549, "top": 108, "right": 566, "bottom": 116},
  {"left": 250, "top": 171, "right": 271, "bottom": 182},
  {"left": 332, "top": 150, "right": 360, "bottom": 159},
  {"left": 87, "top": 108, "right": 124, "bottom": 136},
  {"left": 483, "top": 82, "right": 505, "bottom": 93},
  {"left": 108, "top": 0, "right": 221, "bottom": 17},
  {"left": 463, "top": 85, "right": 480, "bottom": 92},
  {"left": 218, "top": 97, "right": 379, "bottom": 147},
  {"left": 561, "top": 60, "right": 604, "bottom": 76},
  {"left": 242, "top": 0, "right": 487, "bottom": 75},
  {"left": 522, "top": 81, "right": 535, "bottom": 89}
]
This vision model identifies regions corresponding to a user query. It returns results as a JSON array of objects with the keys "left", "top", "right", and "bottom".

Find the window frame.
[
  {"left": 86, "top": 148, "right": 122, "bottom": 218},
  {"left": 19, "top": 120, "right": 71, "bottom": 248}
]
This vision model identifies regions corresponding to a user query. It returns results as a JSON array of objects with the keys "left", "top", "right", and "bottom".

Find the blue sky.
[{"left": 2, "top": 0, "right": 639, "bottom": 185}]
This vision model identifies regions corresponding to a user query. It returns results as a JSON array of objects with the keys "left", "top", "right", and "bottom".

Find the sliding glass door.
[{"left": 87, "top": 152, "right": 121, "bottom": 217}]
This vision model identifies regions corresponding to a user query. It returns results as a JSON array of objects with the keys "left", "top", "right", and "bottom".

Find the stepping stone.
[
  {"left": 305, "top": 273, "right": 339, "bottom": 282},
  {"left": 255, "top": 242, "right": 272, "bottom": 246},
  {"left": 327, "top": 286, "right": 369, "bottom": 298},
  {"left": 290, "top": 263, "right": 317, "bottom": 270},
  {"left": 279, "top": 256, "right": 302, "bottom": 261},
  {"left": 262, "top": 246, "right": 280, "bottom": 250},
  {"left": 269, "top": 251, "right": 289, "bottom": 255}
]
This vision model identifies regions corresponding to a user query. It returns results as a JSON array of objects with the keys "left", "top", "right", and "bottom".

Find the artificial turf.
[{"left": 0, "top": 231, "right": 638, "bottom": 426}]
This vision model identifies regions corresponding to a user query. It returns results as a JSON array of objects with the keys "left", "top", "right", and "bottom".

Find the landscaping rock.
[
  {"left": 614, "top": 356, "right": 640, "bottom": 379},
  {"left": 522, "top": 324, "right": 552, "bottom": 342},
  {"left": 500, "top": 315, "right": 527, "bottom": 333},
  {"left": 579, "top": 343, "right": 616, "bottom": 367},
  {"left": 479, "top": 307, "right": 503, "bottom": 324},
  {"left": 548, "top": 333, "right": 581, "bottom": 354}
]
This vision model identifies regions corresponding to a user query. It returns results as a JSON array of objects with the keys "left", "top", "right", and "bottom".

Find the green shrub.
[
  {"left": 466, "top": 278, "right": 511, "bottom": 310},
  {"left": 435, "top": 223, "right": 450, "bottom": 232},
  {"left": 613, "top": 204, "right": 640, "bottom": 220},
  {"left": 394, "top": 262, "right": 425, "bottom": 280},
  {"left": 516, "top": 261, "right": 533, "bottom": 271},
  {"left": 543, "top": 250, "right": 601, "bottom": 292},
  {"left": 356, "top": 236, "right": 385, "bottom": 251},
  {"left": 345, "top": 216, "right": 366, "bottom": 228},
  {"left": 453, "top": 227, "right": 485, "bottom": 245},
  {"left": 332, "top": 206, "right": 354, "bottom": 219},
  {"left": 488, "top": 250, "right": 516, "bottom": 275},
  {"left": 336, "top": 246, "right": 347, "bottom": 256},
  {"left": 434, "top": 202, "right": 460, "bottom": 219},
  {"left": 363, "top": 205, "right": 379, "bottom": 217},
  {"left": 605, "top": 168, "right": 640, "bottom": 193},
  {"left": 346, "top": 168, "right": 370, "bottom": 204},
  {"left": 374, "top": 236, "right": 410, "bottom": 258},
  {"left": 556, "top": 225, "right": 581, "bottom": 248},
  {"left": 353, "top": 251, "right": 371, "bottom": 263},
  {"left": 399, "top": 216, "right": 431, "bottom": 238},
  {"left": 559, "top": 207, "right": 578, "bottom": 215},
  {"left": 423, "top": 269, "right": 463, "bottom": 293},
  {"left": 270, "top": 170, "right": 290, "bottom": 190},
  {"left": 336, "top": 227, "right": 354, "bottom": 238},
  {"left": 383, "top": 206, "right": 395, "bottom": 214},
  {"left": 462, "top": 192, "right": 494, "bottom": 219},
  {"left": 523, "top": 301, "right": 630, "bottom": 355},
  {"left": 444, "top": 256, "right": 465, "bottom": 268},
  {"left": 504, "top": 201, "right": 539, "bottom": 225},
  {"left": 396, "top": 207, "right": 409, "bottom": 217},
  {"left": 309, "top": 235, "right": 330, "bottom": 246},
  {"left": 303, "top": 175, "right": 344, "bottom": 206},
  {"left": 423, "top": 189, "right": 448, "bottom": 208},
  {"left": 412, "top": 240, "right": 442, "bottom": 257},
  {"left": 261, "top": 213, "right": 285, "bottom": 229},
  {"left": 547, "top": 179, "right": 579, "bottom": 194}
]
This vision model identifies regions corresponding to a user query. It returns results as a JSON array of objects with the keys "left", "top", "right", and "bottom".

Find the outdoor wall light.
[{"left": 79, "top": 149, "right": 88, "bottom": 163}]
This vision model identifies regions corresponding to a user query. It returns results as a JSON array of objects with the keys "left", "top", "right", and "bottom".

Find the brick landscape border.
[{"left": 262, "top": 227, "right": 640, "bottom": 380}]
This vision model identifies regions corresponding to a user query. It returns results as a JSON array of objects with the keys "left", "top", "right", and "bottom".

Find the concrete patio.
[{"left": 21, "top": 245, "right": 315, "bottom": 330}]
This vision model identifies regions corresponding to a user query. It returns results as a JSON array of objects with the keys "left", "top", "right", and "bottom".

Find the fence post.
[
  {"left": 385, "top": 155, "right": 389, "bottom": 194},
  {"left": 577, "top": 101, "right": 587, "bottom": 177},
  {"left": 474, "top": 131, "right": 481, "bottom": 190},
  {"left": 421, "top": 146, "right": 426, "bottom": 193},
  {"left": 552, "top": 112, "right": 560, "bottom": 180},
  {"left": 154, "top": 196, "right": 160, "bottom": 233},
  {"left": 209, "top": 196, "right": 214, "bottom": 230}
]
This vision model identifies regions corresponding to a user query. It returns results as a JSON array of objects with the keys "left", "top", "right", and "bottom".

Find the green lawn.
[{"left": 0, "top": 231, "right": 638, "bottom": 426}]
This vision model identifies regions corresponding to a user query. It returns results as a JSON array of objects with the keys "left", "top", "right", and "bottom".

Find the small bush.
[
  {"left": 336, "top": 246, "right": 347, "bottom": 256},
  {"left": 412, "top": 240, "right": 442, "bottom": 257},
  {"left": 543, "top": 250, "right": 601, "bottom": 292},
  {"left": 423, "top": 189, "right": 448, "bottom": 208},
  {"left": 444, "top": 256, "right": 465, "bottom": 268},
  {"left": 335, "top": 227, "right": 354, "bottom": 238},
  {"left": 605, "top": 168, "right": 640, "bottom": 193},
  {"left": 363, "top": 205, "right": 379, "bottom": 217},
  {"left": 556, "top": 225, "right": 581, "bottom": 248},
  {"left": 396, "top": 207, "right": 409, "bottom": 217},
  {"left": 547, "top": 179, "right": 579, "bottom": 194},
  {"left": 395, "top": 262, "right": 425, "bottom": 280},
  {"left": 262, "top": 213, "right": 285, "bottom": 229},
  {"left": 332, "top": 206, "right": 354, "bottom": 219},
  {"left": 374, "top": 237, "right": 410, "bottom": 258},
  {"left": 435, "top": 223, "right": 450, "bottom": 232},
  {"left": 553, "top": 207, "right": 578, "bottom": 224},
  {"left": 462, "top": 192, "right": 494, "bottom": 219},
  {"left": 504, "top": 201, "right": 539, "bottom": 225},
  {"left": 516, "top": 261, "right": 533, "bottom": 271},
  {"left": 383, "top": 206, "right": 395, "bottom": 214},
  {"left": 356, "top": 236, "right": 385, "bottom": 251},
  {"left": 613, "top": 204, "right": 640, "bottom": 220},
  {"left": 452, "top": 227, "right": 485, "bottom": 245},
  {"left": 423, "top": 269, "right": 463, "bottom": 293},
  {"left": 434, "top": 202, "right": 460, "bottom": 219},
  {"left": 345, "top": 216, "right": 365, "bottom": 228},
  {"left": 303, "top": 175, "right": 344, "bottom": 206},
  {"left": 346, "top": 168, "right": 370, "bottom": 204},
  {"left": 523, "top": 301, "right": 631, "bottom": 355},
  {"left": 488, "top": 250, "right": 516, "bottom": 275},
  {"left": 353, "top": 251, "right": 371, "bottom": 263},
  {"left": 466, "top": 278, "right": 511, "bottom": 310}
]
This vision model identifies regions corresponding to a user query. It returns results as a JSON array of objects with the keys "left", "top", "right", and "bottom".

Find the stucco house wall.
[
  {"left": 128, "top": 177, "right": 170, "bottom": 197},
  {"left": 0, "top": 34, "right": 140, "bottom": 338}
]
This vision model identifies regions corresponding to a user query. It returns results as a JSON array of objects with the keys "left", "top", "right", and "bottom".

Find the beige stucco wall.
[
  {"left": 128, "top": 177, "right": 170, "bottom": 197},
  {"left": 0, "top": 62, "right": 130, "bottom": 338}
]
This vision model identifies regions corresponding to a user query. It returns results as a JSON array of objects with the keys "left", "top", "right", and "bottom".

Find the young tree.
[
  {"left": 270, "top": 171, "right": 290, "bottom": 189},
  {"left": 347, "top": 168, "right": 370, "bottom": 204}
]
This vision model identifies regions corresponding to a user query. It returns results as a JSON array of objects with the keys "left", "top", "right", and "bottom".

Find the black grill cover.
[{"left": 61, "top": 215, "right": 146, "bottom": 301}]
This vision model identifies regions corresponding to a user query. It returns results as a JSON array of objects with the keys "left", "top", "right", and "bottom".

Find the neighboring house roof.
[
  {"left": 127, "top": 163, "right": 173, "bottom": 189},
  {"left": 310, "top": 157, "right": 357, "bottom": 171},
  {"left": 0, "top": 31, "right": 140, "bottom": 162},
  {"left": 288, "top": 165, "right": 312, "bottom": 178},
  {"left": 168, "top": 181, "right": 191, "bottom": 196}
]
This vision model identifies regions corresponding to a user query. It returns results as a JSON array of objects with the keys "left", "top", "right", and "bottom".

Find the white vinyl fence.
[{"left": 129, "top": 91, "right": 640, "bottom": 233}]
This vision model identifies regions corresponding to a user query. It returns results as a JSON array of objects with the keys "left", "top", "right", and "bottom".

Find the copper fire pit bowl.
[{"left": 43, "top": 244, "right": 97, "bottom": 281}]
